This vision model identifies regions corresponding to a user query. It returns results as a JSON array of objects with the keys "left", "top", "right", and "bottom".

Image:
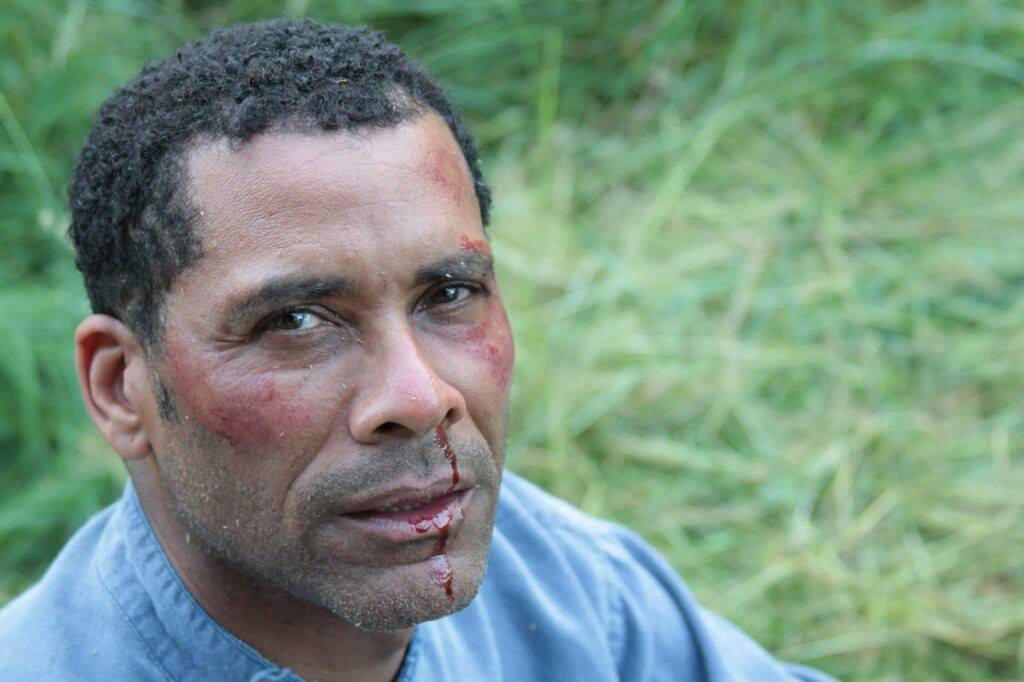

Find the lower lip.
[{"left": 338, "top": 489, "right": 469, "bottom": 541}]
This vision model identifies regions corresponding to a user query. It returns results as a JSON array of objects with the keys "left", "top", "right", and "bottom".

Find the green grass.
[{"left": 2, "top": 1, "right": 1023, "bottom": 680}]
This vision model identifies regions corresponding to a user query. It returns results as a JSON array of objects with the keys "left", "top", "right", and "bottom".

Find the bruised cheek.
[
  {"left": 162, "top": 331, "right": 318, "bottom": 449},
  {"left": 202, "top": 376, "right": 289, "bottom": 448},
  {"left": 463, "top": 299, "right": 514, "bottom": 388}
]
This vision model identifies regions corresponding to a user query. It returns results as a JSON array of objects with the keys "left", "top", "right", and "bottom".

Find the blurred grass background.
[{"left": 2, "top": 1, "right": 1023, "bottom": 680}]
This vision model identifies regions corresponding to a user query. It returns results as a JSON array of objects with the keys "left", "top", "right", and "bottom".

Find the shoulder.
[
  {"left": 0, "top": 498, "right": 168, "bottom": 681},
  {"left": 485, "top": 472, "right": 835, "bottom": 682},
  {"left": 488, "top": 472, "right": 708, "bottom": 679},
  {"left": 494, "top": 471, "right": 689, "bottom": 599}
]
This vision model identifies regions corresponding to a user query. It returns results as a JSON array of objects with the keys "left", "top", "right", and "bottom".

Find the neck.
[{"left": 131, "top": 467, "right": 412, "bottom": 682}]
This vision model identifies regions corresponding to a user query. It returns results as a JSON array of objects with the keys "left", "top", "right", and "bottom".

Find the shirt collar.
[
  {"left": 97, "top": 481, "right": 422, "bottom": 681},
  {"left": 95, "top": 481, "right": 301, "bottom": 681}
]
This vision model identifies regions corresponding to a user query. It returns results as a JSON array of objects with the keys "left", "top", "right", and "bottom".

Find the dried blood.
[
  {"left": 458, "top": 233, "right": 491, "bottom": 256},
  {"left": 428, "top": 552, "right": 454, "bottom": 601},
  {"left": 435, "top": 424, "right": 460, "bottom": 487},
  {"left": 426, "top": 506, "right": 455, "bottom": 602}
]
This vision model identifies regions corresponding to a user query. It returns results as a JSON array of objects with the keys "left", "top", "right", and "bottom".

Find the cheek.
[
  {"left": 201, "top": 376, "right": 294, "bottom": 448},
  {"left": 463, "top": 299, "right": 515, "bottom": 389},
  {"left": 162, "top": 333, "right": 323, "bottom": 450}
]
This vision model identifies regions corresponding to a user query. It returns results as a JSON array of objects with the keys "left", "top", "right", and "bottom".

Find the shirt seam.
[
  {"left": 544, "top": 519, "right": 626, "bottom": 663},
  {"left": 500, "top": 491, "right": 626, "bottom": 670},
  {"left": 601, "top": 537, "right": 626, "bottom": 667},
  {"left": 94, "top": 559, "right": 177, "bottom": 682}
]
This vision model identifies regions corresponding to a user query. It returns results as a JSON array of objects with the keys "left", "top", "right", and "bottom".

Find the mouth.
[{"left": 334, "top": 483, "right": 472, "bottom": 542}]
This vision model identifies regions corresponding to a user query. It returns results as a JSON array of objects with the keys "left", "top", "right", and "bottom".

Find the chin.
[{"left": 289, "top": 551, "right": 490, "bottom": 632}]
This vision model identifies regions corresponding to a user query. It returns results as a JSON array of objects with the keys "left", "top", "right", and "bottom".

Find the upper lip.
[{"left": 337, "top": 478, "right": 467, "bottom": 516}]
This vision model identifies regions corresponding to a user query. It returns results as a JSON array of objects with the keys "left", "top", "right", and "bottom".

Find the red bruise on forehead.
[
  {"left": 420, "top": 142, "right": 474, "bottom": 207},
  {"left": 458, "top": 234, "right": 491, "bottom": 257}
]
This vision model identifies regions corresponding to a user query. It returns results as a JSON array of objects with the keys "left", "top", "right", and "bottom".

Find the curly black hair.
[{"left": 68, "top": 18, "right": 491, "bottom": 350}]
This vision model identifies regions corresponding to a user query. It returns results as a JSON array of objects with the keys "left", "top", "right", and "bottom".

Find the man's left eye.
[
  {"left": 266, "top": 310, "right": 325, "bottom": 332},
  {"left": 430, "top": 284, "right": 474, "bottom": 306}
]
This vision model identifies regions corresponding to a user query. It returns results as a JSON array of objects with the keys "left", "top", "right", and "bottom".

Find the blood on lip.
[
  {"left": 349, "top": 489, "right": 460, "bottom": 522},
  {"left": 343, "top": 430, "right": 462, "bottom": 603},
  {"left": 428, "top": 518, "right": 455, "bottom": 602},
  {"left": 412, "top": 506, "right": 453, "bottom": 534},
  {"left": 357, "top": 493, "right": 457, "bottom": 602},
  {"left": 430, "top": 424, "right": 459, "bottom": 601}
]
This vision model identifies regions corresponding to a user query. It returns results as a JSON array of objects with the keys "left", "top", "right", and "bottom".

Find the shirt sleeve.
[{"left": 596, "top": 524, "right": 836, "bottom": 682}]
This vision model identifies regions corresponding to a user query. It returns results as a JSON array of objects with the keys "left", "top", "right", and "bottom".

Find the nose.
[{"left": 348, "top": 325, "right": 467, "bottom": 443}]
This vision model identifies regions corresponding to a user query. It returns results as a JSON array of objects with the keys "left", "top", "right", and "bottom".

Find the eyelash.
[
  {"left": 423, "top": 281, "right": 488, "bottom": 309},
  {"left": 257, "top": 307, "right": 336, "bottom": 335}
]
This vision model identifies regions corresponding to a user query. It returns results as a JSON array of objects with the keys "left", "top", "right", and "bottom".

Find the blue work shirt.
[{"left": 0, "top": 472, "right": 834, "bottom": 681}]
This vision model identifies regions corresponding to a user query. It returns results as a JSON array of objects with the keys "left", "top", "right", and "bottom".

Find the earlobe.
[{"left": 75, "top": 315, "right": 154, "bottom": 460}]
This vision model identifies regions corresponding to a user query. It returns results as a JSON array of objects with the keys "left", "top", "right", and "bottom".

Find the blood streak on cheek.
[{"left": 458, "top": 233, "right": 491, "bottom": 257}]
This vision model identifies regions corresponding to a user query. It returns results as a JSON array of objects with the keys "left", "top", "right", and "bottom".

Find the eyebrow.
[
  {"left": 223, "top": 251, "right": 494, "bottom": 327},
  {"left": 225, "top": 275, "right": 354, "bottom": 327},
  {"left": 413, "top": 252, "right": 494, "bottom": 287}
]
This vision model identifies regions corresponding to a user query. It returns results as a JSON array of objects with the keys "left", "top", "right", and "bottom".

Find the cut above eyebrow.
[
  {"left": 413, "top": 252, "right": 494, "bottom": 287},
  {"left": 226, "top": 275, "right": 354, "bottom": 327}
]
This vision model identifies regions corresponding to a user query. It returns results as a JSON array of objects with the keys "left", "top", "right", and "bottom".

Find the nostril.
[{"left": 375, "top": 421, "right": 407, "bottom": 437}]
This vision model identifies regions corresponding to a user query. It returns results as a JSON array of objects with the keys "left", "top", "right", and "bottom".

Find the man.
[{"left": 0, "top": 19, "right": 833, "bottom": 682}]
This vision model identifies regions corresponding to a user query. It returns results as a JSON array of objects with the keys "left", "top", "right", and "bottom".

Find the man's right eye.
[{"left": 266, "top": 310, "right": 325, "bottom": 332}]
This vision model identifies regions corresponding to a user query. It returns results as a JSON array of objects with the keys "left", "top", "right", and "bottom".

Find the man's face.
[{"left": 142, "top": 113, "right": 514, "bottom": 630}]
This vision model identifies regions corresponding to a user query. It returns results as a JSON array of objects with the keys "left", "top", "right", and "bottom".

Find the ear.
[{"left": 75, "top": 314, "right": 154, "bottom": 460}]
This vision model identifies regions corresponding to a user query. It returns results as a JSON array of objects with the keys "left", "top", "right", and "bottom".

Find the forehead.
[
  {"left": 176, "top": 113, "right": 482, "bottom": 294},
  {"left": 186, "top": 112, "right": 474, "bottom": 234}
]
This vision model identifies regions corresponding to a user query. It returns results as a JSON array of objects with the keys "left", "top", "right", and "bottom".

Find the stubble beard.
[{"left": 154, "top": 417, "right": 502, "bottom": 631}]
